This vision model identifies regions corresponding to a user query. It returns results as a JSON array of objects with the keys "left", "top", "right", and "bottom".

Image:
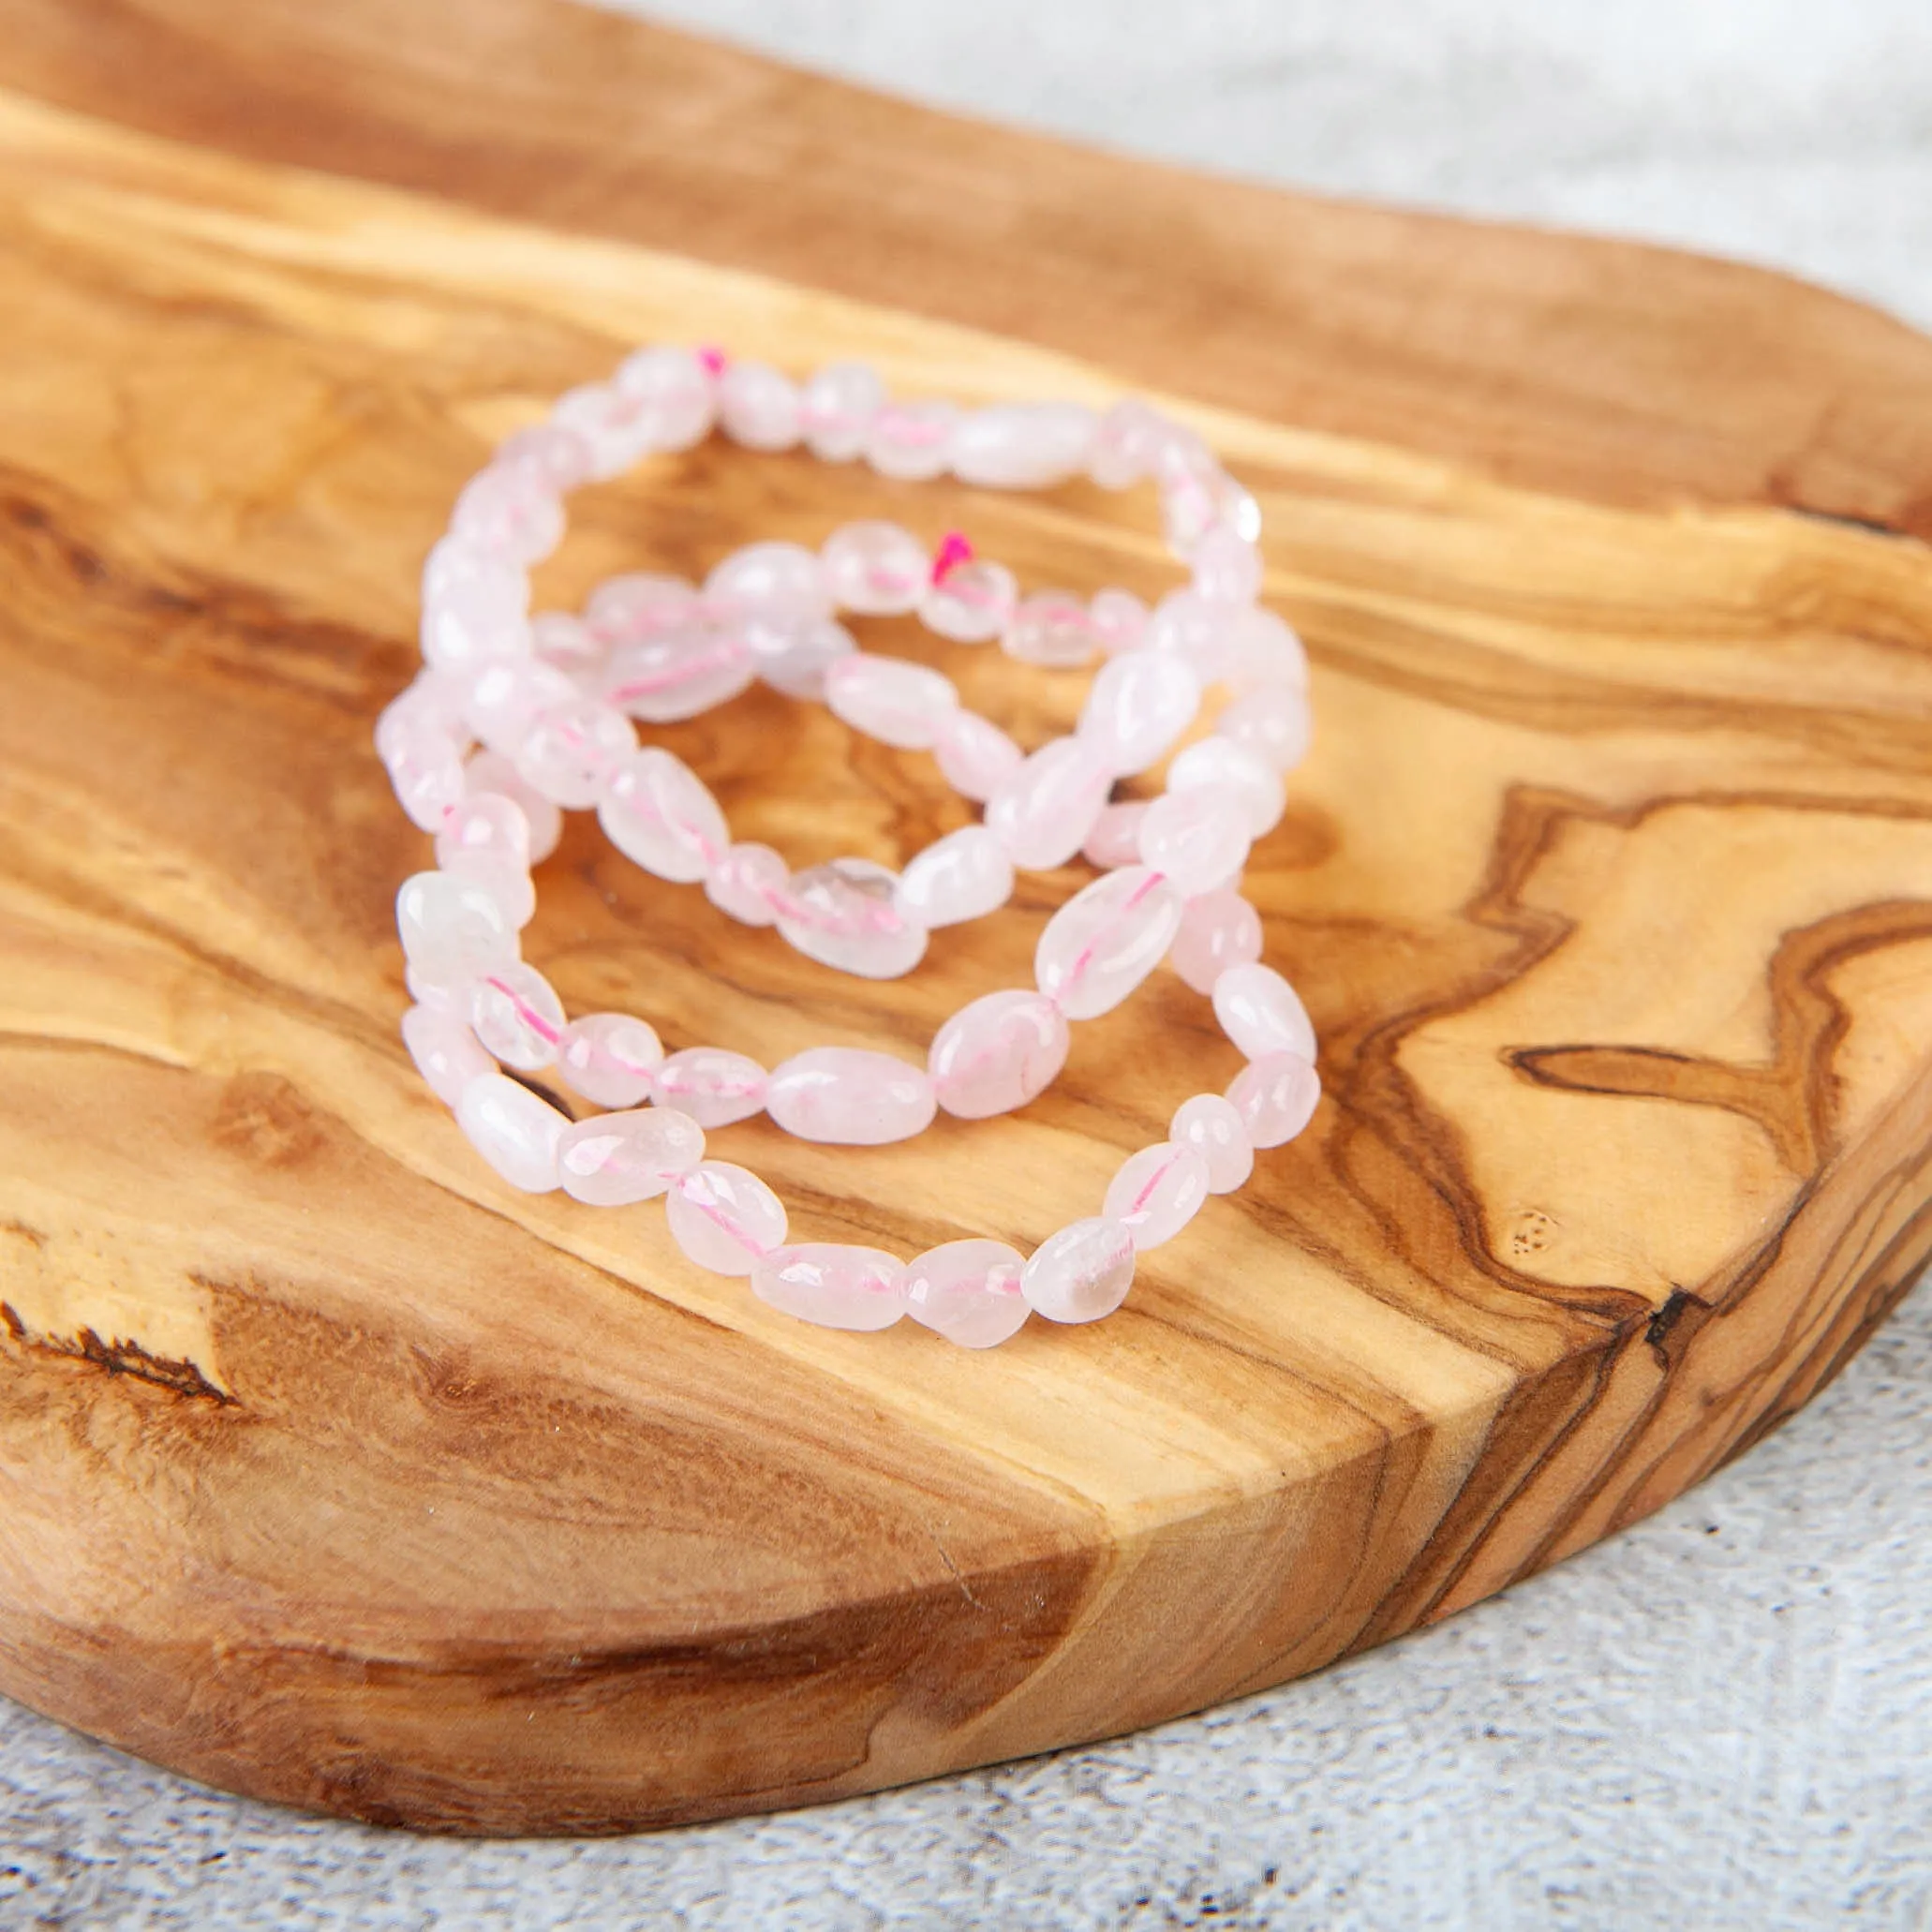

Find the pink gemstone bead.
[
  {"left": 1223, "top": 606, "right": 1310, "bottom": 693},
  {"left": 765, "top": 1048, "right": 937, "bottom": 1145},
  {"left": 717, "top": 358, "right": 802, "bottom": 451},
  {"left": 904, "top": 1240, "right": 1031, "bottom": 1349},
  {"left": 401, "top": 1004, "right": 495, "bottom": 1108},
  {"left": 1103, "top": 1143, "right": 1211, "bottom": 1251},
  {"left": 1168, "top": 888, "right": 1264, "bottom": 995},
  {"left": 450, "top": 465, "right": 565, "bottom": 568},
  {"left": 557, "top": 1107, "right": 706, "bottom": 1207},
  {"left": 868, "top": 398, "right": 960, "bottom": 481},
  {"left": 1090, "top": 587, "right": 1150, "bottom": 657},
  {"left": 1088, "top": 397, "right": 1167, "bottom": 490},
  {"left": 1213, "top": 961, "right": 1317, "bottom": 1063},
  {"left": 1192, "top": 525, "right": 1263, "bottom": 603},
  {"left": 1137, "top": 786, "right": 1251, "bottom": 894},
  {"left": 1034, "top": 865, "right": 1182, "bottom": 1020},
  {"left": 824, "top": 653, "right": 959, "bottom": 751},
  {"left": 513, "top": 699, "right": 637, "bottom": 810},
  {"left": 424, "top": 533, "right": 522, "bottom": 609},
  {"left": 705, "top": 841, "right": 788, "bottom": 926},
  {"left": 1082, "top": 800, "right": 1151, "bottom": 869},
  {"left": 1227, "top": 1050, "right": 1321, "bottom": 1149},
  {"left": 821, "top": 521, "right": 929, "bottom": 615},
  {"left": 1021, "top": 1217, "right": 1136, "bottom": 1323},
  {"left": 1169, "top": 1092, "right": 1254, "bottom": 1193},
  {"left": 420, "top": 556, "right": 530, "bottom": 676},
  {"left": 744, "top": 615, "right": 858, "bottom": 701},
  {"left": 1218, "top": 684, "right": 1312, "bottom": 772},
  {"left": 951, "top": 401, "right": 1096, "bottom": 487},
  {"left": 933, "top": 709, "right": 1024, "bottom": 802},
  {"left": 552, "top": 381, "right": 657, "bottom": 479},
  {"left": 1159, "top": 443, "right": 1257, "bottom": 551},
  {"left": 395, "top": 870, "right": 519, "bottom": 983},
  {"left": 496, "top": 421, "right": 596, "bottom": 493},
  {"left": 584, "top": 572, "right": 701, "bottom": 647},
  {"left": 775, "top": 858, "right": 928, "bottom": 979},
  {"left": 455, "top": 1073, "right": 567, "bottom": 1193},
  {"left": 1167, "top": 737, "right": 1286, "bottom": 837},
  {"left": 530, "top": 611, "right": 603, "bottom": 673},
  {"left": 705, "top": 541, "right": 830, "bottom": 623},
  {"left": 603, "top": 631, "right": 755, "bottom": 723},
  {"left": 928, "top": 988, "right": 1069, "bottom": 1119},
  {"left": 653, "top": 1048, "right": 768, "bottom": 1127},
  {"left": 432, "top": 857, "right": 532, "bottom": 932},
  {"left": 894, "top": 825, "right": 1014, "bottom": 928},
  {"left": 752, "top": 1243, "right": 909, "bottom": 1331},
  {"left": 387, "top": 736, "right": 467, "bottom": 832},
  {"left": 667, "top": 1161, "right": 787, "bottom": 1275},
  {"left": 1146, "top": 588, "right": 1237, "bottom": 682},
  {"left": 468, "top": 963, "right": 567, "bottom": 1070},
  {"left": 612, "top": 345, "right": 716, "bottom": 452},
  {"left": 377, "top": 672, "right": 467, "bottom": 765},
  {"left": 599, "top": 749, "right": 729, "bottom": 883},
  {"left": 557, "top": 1012, "right": 665, "bottom": 1108},
  {"left": 461, "top": 658, "right": 580, "bottom": 757},
  {"left": 1003, "top": 591, "right": 1095, "bottom": 669},
  {"left": 986, "top": 737, "right": 1111, "bottom": 870},
  {"left": 920, "top": 557, "right": 1018, "bottom": 644},
  {"left": 465, "top": 751, "right": 562, "bottom": 862},
  {"left": 801, "top": 360, "right": 884, "bottom": 462},
  {"left": 1077, "top": 650, "right": 1201, "bottom": 776}
]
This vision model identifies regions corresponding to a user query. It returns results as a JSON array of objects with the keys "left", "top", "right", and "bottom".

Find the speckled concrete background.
[{"left": 6, "top": 4, "right": 1930, "bottom": 1925}]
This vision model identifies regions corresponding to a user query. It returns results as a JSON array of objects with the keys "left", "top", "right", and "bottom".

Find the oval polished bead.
[
  {"left": 1169, "top": 1092, "right": 1255, "bottom": 1194},
  {"left": 775, "top": 858, "right": 929, "bottom": 979},
  {"left": 552, "top": 380, "right": 658, "bottom": 479},
  {"left": 455, "top": 1073, "right": 566, "bottom": 1193},
  {"left": 1137, "top": 785, "right": 1251, "bottom": 894},
  {"left": 867, "top": 398, "right": 960, "bottom": 481},
  {"left": 401, "top": 1004, "right": 495, "bottom": 1108},
  {"left": 1034, "top": 866, "right": 1183, "bottom": 1020},
  {"left": 666, "top": 1161, "right": 787, "bottom": 1275},
  {"left": 602, "top": 631, "right": 754, "bottom": 723},
  {"left": 717, "top": 358, "right": 802, "bottom": 451},
  {"left": 451, "top": 464, "right": 564, "bottom": 568},
  {"left": 469, "top": 962, "right": 567, "bottom": 1070},
  {"left": 704, "top": 841, "right": 788, "bottom": 926},
  {"left": 1082, "top": 800, "right": 1151, "bottom": 869},
  {"left": 1103, "top": 1142, "right": 1211, "bottom": 1251},
  {"left": 1217, "top": 683, "right": 1313, "bottom": 771},
  {"left": 395, "top": 870, "right": 519, "bottom": 983},
  {"left": 436, "top": 791, "right": 532, "bottom": 874},
  {"left": 1223, "top": 605, "right": 1311, "bottom": 693},
  {"left": 1145, "top": 587, "right": 1238, "bottom": 681},
  {"left": 584, "top": 572, "right": 701, "bottom": 647},
  {"left": 824, "top": 653, "right": 959, "bottom": 751},
  {"left": 1090, "top": 587, "right": 1150, "bottom": 657},
  {"left": 1227, "top": 1050, "right": 1321, "bottom": 1149},
  {"left": 443, "top": 858, "right": 534, "bottom": 931},
  {"left": 1077, "top": 650, "right": 1201, "bottom": 776},
  {"left": 497, "top": 422, "right": 595, "bottom": 493},
  {"left": 894, "top": 826, "right": 1015, "bottom": 929},
  {"left": 1191, "top": 524, "right": 1263, "bottom": 603},
  {"left": 1002, "top": 591, "right": 1095, "bottom": 669},
  {"left": 1212, "top": 961, "right": 1317, "bottom": 1063},
  {"left": 513, "top": 699, "right": 637, "bottom": 809},
  {"left": 932, "top": 708, "right": 1024, "bottom": 802},
  {"left": 1088, "top": 397, "right": 1167, "bottom": 490},
  {"left": 744, "top": 614, "right": 858, "bottom": 702},
  {"left": 461, "top": 658, "right": 579, "bottom": 757},
  {"left": 801, "top": 359, "right": 884, "bottom": 462},
  {"left": 652, "top": 1047, "right": 768, "bottom": 1128},
  {"left": 1167, "top": 736, "right": 1286, "bottom": 838},
  {"left": 986, "top": 737, "right": 1111, "bottom": 870},
  {"left": 704, "top": 541, "right": 830, "bottom": 622},
  {"left": 1168, "top": 887, "right": 1264, "bottom": 994},
  {"left": 928, "top": 988, "right": 1070, "bottom": 1120},
  {"left": 599, "top": 749, "right": 729, "bottom": 883},
  {"left": 390, "top": 746, "right": 468, "bottom": 836},
  {"left": 765, "top": 1048, "right": 937, "bottom": 1145},
  {"left": 612, "top": 344, "right": 716, "bottom": 451},
  {"left": 423, "top": 533, "right": 527, "bottom": 617},
  {"left": 421, "top": 559, "right": 531, "bottom": 676},
  {"left": 919, "top": 557, "right": 1018, "bottom": 644},
  {"left": 951, "top": 402, "right": 1097, "bottom": 488},
  {"left": 752, "top": 1243, "right": 909, "bottom": 1331},
  {"left": 557, "top": 1012, "right": 664, "bottom": 1109},
  {"left": 821, "top": 521, "right": 929, "bottom": 615},
  {"left": 1021, "top": 1218, "right": 1136, "bottom": 1324},
  {"left": 557, "top": 1107, "right": 706, "bottom": 1206},
  {"left": 464, "top": 751, "right": 562, "bottom": 863},
  {"left": 904, "top": 1240, "right": 1031, "bottom": 1349}
]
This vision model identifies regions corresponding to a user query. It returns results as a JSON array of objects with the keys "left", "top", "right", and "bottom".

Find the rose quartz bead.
[
  {"left": 765, "top": 1048, "right": 937, "bottom": 1145},
  {"left": 599, "top": 749, "right": 729, "bottom": 883},
  {"left": 424, "top": 532, "right": 523, "bottom": 608},
  {"left": 894, "top": 825, "right": 1014, "bottom": 928},
  {"left": 377, "top": 671, "right": 467, "bottom": 764},
  {"left": 468, "top": 962, "right": 566, "bottom": 1070},
  {"left": 557, "top": 1012, "right": 664, "bottom": 1108},
  {"left": 1223, "top": 606, "right": 1311, "bottom": 693},
  {"left": 603, "top": 631, "right": 754, "bottom": 723},
  {"left": 928, "top": 988, "right": 1069, "bottom": 1119},
  {"left": 1227, "top": 1050, "right": 1321, "bottom": 1149},
  {"left": 1090, "top": 587, "right": 1150, "bottom": 657},
  {"left": 1088, "top": 397, "right": 1167, "bottom": 490},
  {"left": 717, "top": 358, "right": 802, "bottom": 451},
  {"left": 824, "top": 653, "right": 959, "bottom": 751},
  {"left": 1145, "top": 588, "right": 1237, "bottom": 682},
  {"left": 401, "top": 1004, "right": 494, "bottom": 1108},
  {"left": 462, "top": 658, "right": 580, "bottom": 757},
  {"left": 1082, "top": 800, "right": 1151, "bottom": 869},
  {"left": 387, "top": 736, "right": 467, "bottom": 832},
  {"left": 1137, "top": 786, "right": 1251, "bottom": 894},
  {"left": 1077, "top": 651, "right": 1201, "bottom": 777},
  {"left": 405, "top": 961, "right": 461, "bottom": 1011},
  {"left": 557, "top": 1107, "right": 706, "bottom": 1207},
  {"left": 451, "top": 465, "right": 564, "bottom": 568},
  {"left": 395, "top": 870, "right": 519, "bottom": 983},
  {"left": 421, "top": 556, "right": 530, "bottom": 676},
  {"left": 552, "top": 381, "right": 658, "bottom": 479},
  {"left": 920, "top": 557, "right": 1018, "bottom": 644},
  {"left": 868, "top": 398, "right": 960, "bottom": 481},
  {"left": 752, "top": 1244, "right": 909, "bottom": 1331},
  {"left": 801, "top": 359, "right": 884, "bottom": 461},
  {"left": 1104, "top": 1142, "right": 1211, "bottom": 1251},
  {"left": 1217, "top": 684, "right": 1312, "bottom": 772},
  {"left": 1003, "top": 591, "right": 1095, "bottom": 669},
  {"left": 952, "top": 402, "right": 1096, "bottom": 488},
  {"left": 1167, "top": 887, "right": 1263, "bottom": 994},
  {"left": 705, "top": 841, "right": 788, "bottom": 926},
  {"left": 904, "top": 1240, "right": 1031, "bottom": 1349},
  {"left": 1167, "top": 737, "right": 1286, "bottom": 837},
  {"left": 513, "top": 699, "right": 637, "bottom": 809},
  {"left": 496, "top": 421, "right": 595, "bottom": 492},
  {"left": 1213, "top": 960, "right": 1317, "bottom": 1062},
  {"left": 1034, "top": 866, "right": 1183, "bottom": 1020},
  {"left": 455, "top": 1074, "right": 566, "bottom": 1193},
  {"left": 530, "top": 611, "right": 603, "bottom": 674},
  {"left": 653, "top": 1048, "right": 768, "bottom": 1127},
  {"left": 986, "top": 737, "right": 1111, "bottom": 870},
  {"left": 442, "top": 858, "right": 534, "bottom": 930},
  {"left": 1169, "top": 1092, "right": 1254, "bottom": 1193},
  {"left": 1159, "top": 441, "right": 1258, "bottom": 551},
  {"left": 821, "top": 521, "right": 929, "bottom": 615},
  {"left": 933, "top": 709, "right": 1024, "bottom": 802},
  {"left": 775, "top": 858, "right": 928, "bottom": 979},
  {"left": 465, "top": 751, "right": 562, "bottom": 862},
  {"left": 744, "top": 615, "right": 857, "bottom": 701},
  {"left": 1192, "top": 525, "right": 1263, "bottom": 603},
  {"left": 612, "top": 344, "right": 716, "bottom": 452},
  {"left": 1021, "top": 1217, "right": 1136, "bottom": 1323},
  {"left": 705, "top": 542, "right": 830, "bottom": 623},
  {"left": 666, "top": 1161, "right": 786, "bottom": 1275},
  {"left": 584, "top": 572, "right": 701, "bottom": 647}
]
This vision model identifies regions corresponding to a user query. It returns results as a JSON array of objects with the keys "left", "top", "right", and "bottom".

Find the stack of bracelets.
[{"left": 378, "top": 344, "right": 1318, "bottom": 1348}]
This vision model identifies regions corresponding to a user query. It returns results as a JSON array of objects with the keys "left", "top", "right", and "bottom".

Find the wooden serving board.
[{"left": 5, "top": 0, "right": 1932, "bottom": 1837}]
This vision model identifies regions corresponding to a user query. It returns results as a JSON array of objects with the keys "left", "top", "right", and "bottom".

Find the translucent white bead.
[
  {"left": 894, "top": 825, "right": 1014, "bottom": 928},
  {"left": 801, "top": 359, "right": 884, "bottom": 462},
  {"left": 1159, "top": 443, "right": 1257, "bottom": 551},
  {"left": 1217, "top": 684, "right": 1312, "bottom": 771},
  {"left": 717, "top": 358, "right": 802, "bottom": 451},
  {"left": 557, "top": 1107, "right": 705, "bottom": 1206},
  {"left": 1212, "top": 961, "right": 1317, "bottom": 1062},
  {"left": 986, "top": 737, "right": 1111, "bottom": 870},
  {"left": 455, "top": 1074, "right": 566, "bottom": 1193},
  {"left": 552, "top": 381, "right": 659, "bottom": 479},
  {"left": 824, "top": 654, "right": 959, "bottom": 751},
  {"left": 1137, "top": 786, "right": 1251, "bottom": 894},
  {"left": 1192, "top": 525, "right": 1263, "bottom": 603},
  {"left": 821, "top": 521, "right": 929, "bottom": 615},
  {"left": 401, "top": 1004, "right": 494, "bottom": 1108},
  {"left": 584, "top": 572, "right": 701, "bottom": 647},
  {"left": 1003, "top": 591, "right": 1095, "bottom": 669},
  {"left": 666, "top": 1161, "right": 787, "bottom": 1275},
  {"left": 598, "top": 749, "right": 729, "bottom": 883},
  {"left": 933, "top": 709, "right": 1024, "bottom": 801},
  {"left": 513, "top": 699, "right": 637, "bottom": 809},
  {"left": 1167, "top": 737, "right": 1286, "bottom": 837},
  {"left": 1168, "top": 888, "right": 1263, "bottom": 994},
  {"left": 496, "top": 421, "right": 596, "bottom": 492},
  {"left": 868, "top": 398, "right": 960, "bottom": 481},
  {"left": 1082, "top": 800, "right": 1150, "bottom": 869},
  {"left": 612, "top": 344, "right": 716, "bottom": 452},
  {"left": 1090, "top": 587, "right": 1150, "bottom": 656},
  {"left": 1145, "top": 588, "right": 1237, "bottom": 682},
  {"left": 1168, "top": 1092, "right": 1254, "bottom": 1193},
  {"left": 468, "top": 962, "right": 566, "bottom": 1070},
  {"left": 395, "top": 870, "right": 519, "bottom": 982},
  {"left": 450, "top": 465, "right": 564, "bottom": 568},
  {"left": 1077, "top": 651, "right": 1201, "bottom": 777},
  {"left": 705, "top": 841, "right": 788, "bottom": 926},
  {"left": 1034, "top": 866, "right": 1183, "bottom": 1020},
  {"left": 904, "top": 1240, "right": 1031, "bottom": 1349},
  {"left": 1021, "top": 1218, "right": 1136, "bottom": 1323},
  {"left": 920, "top": 557, "right": 1018, "bottom": 644},
  {"left": 530, "top": 611, "right": 603, "bottom": 673},
  {"left": 1227, "top": 1050, "right": 1320, "bottom": 1148},
  {"left": 928, "top": 988, "right": 1069, "bottom": 1119},
  {"left": 1222, "top": 606, "right": 1310, "bottom": 693},
  {"left": 653, "top": 1048, "right": 768, "bottom": 1127},
  {"left": 744, "top": 615, "right": 858, "bottom": 702},
  {"left": 775, "top": 858, "right": 928, "bottom": 979},
  {"left": 461, "top": 659, "right": 580, "bottom": 757},
  {"left": 602, "top": 631, "right": 754, "bottom": 723},
  {"left": 1103, "top": 1142, "right": 1211, "bottom": 1250},
  {"left": 752, "top": 1243, "right": 908, "bottom": 1330},
  {"left": 465, "top": 751, "right": 562, "bottom": 862},
  {"left": 705, "top": 542, "right": 830, "bottom": 623},
  {"left": 557, "top": 1012, "right": 664, "bottom": 1108},
  {"left": 421, "top": 559, "right": 531, "bottom": 676},
  {"left": 1088, "top": 397, "right": 1167, "bottom": 490},
  {"left": 765, "top": 1048, "right": 938, "bottom": 1145},
  {"left": 951, "top": 402, "right": 1097, "bottom": 488}
]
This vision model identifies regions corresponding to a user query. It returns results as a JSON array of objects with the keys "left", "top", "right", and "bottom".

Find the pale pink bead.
[
  {"left": 1082, "top": 800, "right": 1151, "bottom": 869},
  {"left": 1222, "top": 606, "right": 1310, "bottom": 693},
  {"left": 801, "top": 360, "right": 884, "bottom": 462},
  {"left": 1021, "top": 1217, "right": 1136, "bottom": 1323},
  {"left": 462, "top": 659, "right": 580, "bottom": 757},
  {"left": 903, "top": 1240, "right": 1031, "bottom": 1349},
  {"left": 455, "top": 1073, "right": 566, "bottom": 1193},
  {"left": 1077, "top": 651, "right": 1201, "bottom": 777},
  {"left": 401, "top": 1004, "right": 495, "bottom": 1108},
  {"left": 450, "top": 465, "right": 564, "bottom": 567},
  {"left": 1227, "top": 1049, "right": 1320, "bottom": 1149},
  {"left": 820, "top": 521, "right": 929, "bottom": 615},
  {"left": 1191, "top": 524, "right": 1263, "bottom": 603},
  {"left": 920, "top": 557, "right": 1018, "bottom": 644},
  {"left": 530, "top": 611, "right": 604, "bottom": 674},
  {"left": 1003, "top": 591, "right": 1095, "bottom": 669},
  {"left": 705, "top": 542, "right": 830, "bottom": 623},
  {"left": 1167, "top": 888, "right": 1263, "bottom": 994},
  {"left": 932, "top": 709, "right": 1024, "bottom": 801},
  {"left": 824, "top": 653, "right": 959, "bottom": 751},
  {"left": 387, "top": 736, "right": 468, "bottom": 832},
  {"left": 405, "top": 960, "right": 461, "bottom": 1011},
  {"left": 465, "top": 751, "right": 562, "bottom": 862},
  {"left": 421, "top": 559, "right": 531, "bottom": 676},
  {"left": 1217, "top": 684, "right": 1312, "bottom": 771},
  {"left": 743, "top": 614, "right": 857, "bottom": 701},
  {"left": 986, "top": 737, "right": 1111, "bottom": 870},
  {"left": 395, "top": 870, "right": 519, "bottom": 982},
  {"left": 894, "top": 825, "right": 1014, "bottom": 928},
  {"left": 598, "top": 749, "right": 729, "bottom": 883},
  {"left": 441, "top": 858, "right": 534, "bottom": 930},
  {"left": 557, "top": 1012, "right": 664, "bottom": 1108},
  {"left": 424, "top": 533, "right": 524, "bottom": 610},
  {"left": 1145, "top": 588, "right": 1237, "bottom": 682},
  {"left": 752, "top": 1243, "right": 908, "bottom": 1331},
  {"left": 496, "top": 421, "right": 596, "bottom": 492},
  {"left": 928, "top": 988, "right": 1069, "bottom": 1120},
  {"left": 603, "top": 631, "right": 754, "bottom": 723},
  {"left": 1169, "top": 1092, "right": 1254, "bottom": 1194},
  {"left": 612, "top": 344, "right": 716, "bottom": 452},
  {"left": 1159, "top": 444, "right": 1258, "bottom": 551},
  {"left": 1088, "top": 397, "right": 1168, "bottom": 490},
  {"left": 951, "top": 402, "right": 1097, "bottom": 488},
  {"left": 1090, "top": 587, "right": 1150, "bottom": 656},
  {"left": 1034, "top": 866, "right": 1183, "bottom": 1020},
  {"left": 552, "top": 381, "right": 658, "bottom": 479},
  {"left": 557, "top": 1107, "right": 705, "bottom": 1207},
  {"left": 1137, "top": 786, "right": 1251, "bottom": 894},
  {"left": 667, "top": 1161, "right": 787, "bottom": 1275},
  {"left": 377, "top": 672, "right": 468, "bottom": 765},
  {"left": 1104, "top": 1142, "right": 1211, "bottom": 1250},
  {"left": 1167, "top": 737, "right": 1286, "bottom": 837},
  {"left": 653, "top": 1048, "right": 768, "bottom": 1127},
  {"left": 468, "top": 962, "right": 567, "bottom": 1070},
  {"left": 584, "top": 573, "right": 701, "bottom": 647},
  {"left": 513, "top": 699, "right": 637, "bottom": 809},
  {"left": 436, "top": 791, "right": 532, "bottom": 873},
  {"left": 705, "top": 841, "right": 788, "bottom": 926},
  {"left": 1213, "top": 961, "right": 1317, "bottom": 1063},
  {"left": 868, "top": 398, "right": 960, "bottom": 481},
  {"left": 717, "top": 358, "right": 802, "bottom": 451},
  {"left": 774, "top": 858, "right": 928, "bottom": 979},
  {"left": 765, "top": 1048, "right": 937, "bottom": 1145}
]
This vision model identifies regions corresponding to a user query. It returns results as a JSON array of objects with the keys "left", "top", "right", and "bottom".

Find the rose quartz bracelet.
[{"left": 380, "top": 345, "right": 1321, "bottom": 1344}]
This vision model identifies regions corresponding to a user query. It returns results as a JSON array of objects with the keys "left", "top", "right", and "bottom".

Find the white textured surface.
[{"left": 7, "top": 4, "right": 1932, "bottom": 1925}]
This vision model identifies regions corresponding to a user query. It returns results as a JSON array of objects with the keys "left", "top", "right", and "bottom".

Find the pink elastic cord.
[
  {"left": 696, "top": 345, "right": 729, "bottom": 378},
  {"left": 930, "top": 530, "right": 975, "bottom": 585}
]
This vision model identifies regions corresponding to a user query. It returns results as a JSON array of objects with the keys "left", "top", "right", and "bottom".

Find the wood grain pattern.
[{"left": 3, "top": 0, "right": 1932, "bottom": 1835}]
